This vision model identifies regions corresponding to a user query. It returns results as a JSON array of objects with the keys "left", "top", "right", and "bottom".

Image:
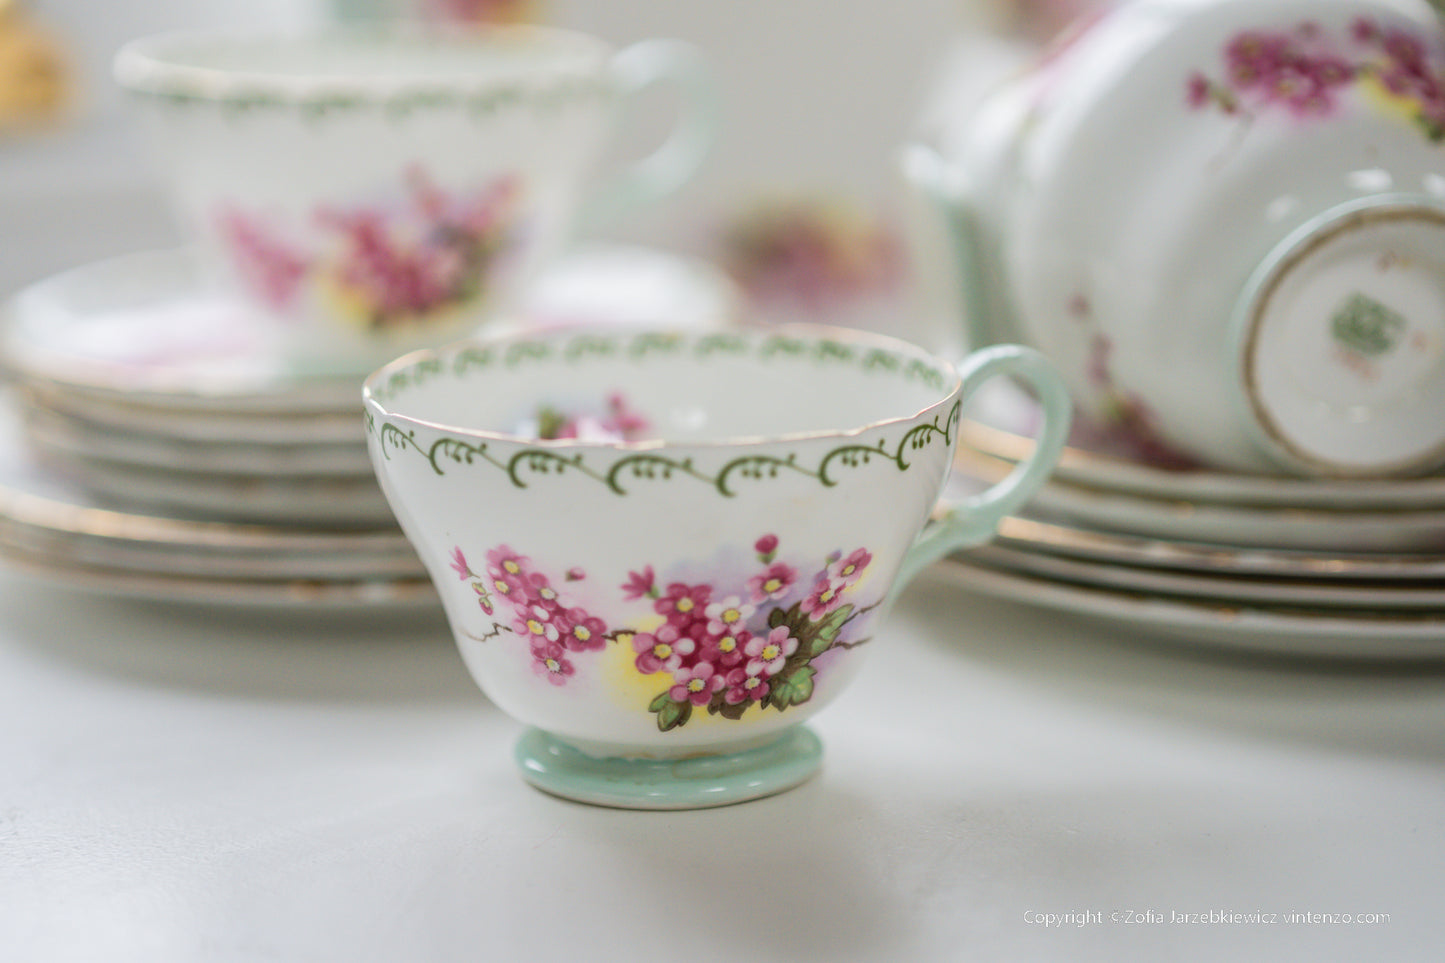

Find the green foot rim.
[{"left": 514, "top": 727, "right": 823, "bottom": 809}]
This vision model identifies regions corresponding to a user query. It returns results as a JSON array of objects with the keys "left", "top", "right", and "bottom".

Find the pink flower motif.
[
  {"left": 449, "top": 546, "right": 472, "bottom": 580},
  {"left": 531, "top": 642, "right": 575, "bottom": 686},
  {"left": 800, "top": 577, "right": 846, "bottom": 621},
  {"left": 723, "top": 666, "right": 770, "bottom": 705},
  {"left": 1196, "top": 25, "right": 1361, "bottom": 121},
  {"left": 218, "top": 210, "right": 310, "bottom": 311},
  {"left": 489, "top": 569, "right": 527, "bottom": 606},
  {"left": 827, "top": 548, "right": 872, "bottom": 588},
  {"left": 487, "top": 546, "right": 531, "bottom": 581},
  {"left": 700, "top": 628, "right": 750, "bottom": 669},
  {"left": 566, "top": 567, "right": 585, "bottom": 582},
  {"left": 754, "top": 534, "right": 779, "bottom": 560},
  {"left": 632, "top": 625, "right": 695, "bottom": 675},
  {"left": 599, "top": 392, "right": 651, "bottom": 440},
  {"left": 748, "top": 562, "right": 798, "bottom": 602},
  {"left": 560, "top": 609, "right": 608, "bottom": 652},
  {"left": 704, "top": 595, "right": 756, "bottom": 637},
  {"left": 745, "top": 626, "right": 798, "bottom": 677},
  {"left": 621, "top": 565, "right": 656, "bottom": 601},
  {"left": 669, "top": 662, "right": 724, "bottom": 707},
  {"left": 514, "top": 604, "right": 560, "bottom": 644},
  {"left": 526, "top": 573, "right": 560, "bottom": 608},
  {"left": 1186, "top": 72, "right": 1212, "bottom": 109},
  {"left": 655, "top": 582, "right": 712, "bottom": 628}
]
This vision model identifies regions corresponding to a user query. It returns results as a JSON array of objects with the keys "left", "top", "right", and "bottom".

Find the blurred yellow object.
[
  {"left": 423, "top": 0, "right": 541, "bottom": 25},
  {"left": 0, "top": 0, "right": 70, "bottom": 132}
]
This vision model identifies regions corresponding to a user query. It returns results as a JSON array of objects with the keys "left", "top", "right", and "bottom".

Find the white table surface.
[{"left": 2, "top": 563, "right": 1441, "bottom": 962}]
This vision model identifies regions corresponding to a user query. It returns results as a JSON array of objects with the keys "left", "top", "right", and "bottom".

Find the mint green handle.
[
  {"left": 582, "top": 39, "right": 718, "bottom": 230},
  {"left": 898, "top": 343, "right": 1072, "bottom": 586}
]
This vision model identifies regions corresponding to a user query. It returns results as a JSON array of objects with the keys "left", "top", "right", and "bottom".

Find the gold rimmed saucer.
[
  {"left": 965, "top": 541, "right": 1445, "bottom": 610},
  {"left": 990, "top": 515, "right": 1445, "bottom": 581},
  {"left": 932, "top": 556, "right": 1445, "bottom": 660}
]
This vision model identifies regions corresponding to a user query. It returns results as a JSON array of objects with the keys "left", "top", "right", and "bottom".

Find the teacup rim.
[
  {"left": 113, "top": 22, "right": 615, "bottom": 104},
  {"left": 361, "top": 323, "right": 965, "bottom": 452}
]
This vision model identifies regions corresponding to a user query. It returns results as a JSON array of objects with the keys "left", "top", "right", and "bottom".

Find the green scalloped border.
[
  {"left": 364, "top": 330, "right": 960, "bottom": 498},
  {"left": 128, "top": 74, "right": 613, "bottom": 121},
  {"left": 369, "top": 399, "right": 960, "bottom": 498},
  {"left": 368, "top": 330, "right": 953, "bottom": 405}
]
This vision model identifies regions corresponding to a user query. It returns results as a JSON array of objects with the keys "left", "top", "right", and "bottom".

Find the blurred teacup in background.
[
  {"left": 363, "top": 325, "right": 1070, "bottom": 807},
  {"left": 909, "top": 0, "right": 1445, "bottom": 477},
  {"left": 113, "top": 23, "right": 716, "bottom": 375}
]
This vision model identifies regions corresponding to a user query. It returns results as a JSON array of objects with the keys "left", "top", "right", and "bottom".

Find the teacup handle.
[
  {"left": 582, "top": 39, "right": 719, "bottom": 230},
  {"left": 897, "top": 343, "right": 1072, "bottom": 587}
]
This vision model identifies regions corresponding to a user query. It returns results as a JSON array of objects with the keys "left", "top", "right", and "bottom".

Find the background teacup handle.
[
  {"left": 898, "top": 343, "right": 1072, "bottom": 586},
  {"left": 582, "top": 39, "right": 719, "bottom": 230}
]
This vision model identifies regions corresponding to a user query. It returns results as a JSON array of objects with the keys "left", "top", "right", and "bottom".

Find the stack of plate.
[
  {"left": 0, "top": 245, "right": 739, "bottom": 607},
  {"left": 940, "top": 383, "right": 1445, "bottom": 659}
]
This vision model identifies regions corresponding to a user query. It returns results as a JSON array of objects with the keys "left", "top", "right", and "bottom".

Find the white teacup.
[
  {"left": 363, "top": 325, "right": 1070, "bottom": 808},
  {"left": 908, "top": 0, "right": 1445, "bottom": 477},
  {"left": 114, "top": 24, "right": 716, "bottom": 375}
]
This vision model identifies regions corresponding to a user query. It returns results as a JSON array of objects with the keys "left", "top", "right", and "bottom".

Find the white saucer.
[
  {"left": 965, "top": 380, "right": 1445, "bottom": 510},
  {"left": 1, "top": 244, "right": 740, "bottom": 415},
  {"left": 33, "top": 449, "right": 396, "bottom": 526},
  {"left": 991, "top": 515, "right": 1445, "bottom": 582},
  {"left": 932, "top": 556, "right": 1445, "bottom": 661},
  {"left": 0, "top": 248, "right": 360, "bottom": 414},
  {"left": 964, "top": 542, "right": 1445, "bottom": 610},
  {"left": 0, "top": 396, "right": 429, "bottom": 600},
  {"left": 20, "top": 403, "right": 375, "bottom": 477},
  {"left": 0, "top": 543, "right": 435, "bottom": 609}
]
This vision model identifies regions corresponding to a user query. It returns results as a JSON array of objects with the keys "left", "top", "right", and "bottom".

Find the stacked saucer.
[
  {"left": 940, "top": 382, "right": 1445, "bottom": 659},
  {"left": 3, "top": 248, "right": 393, "bottom": 527},
  {"left": 0, "top": 245, "right": 739, "bottom": 607}
]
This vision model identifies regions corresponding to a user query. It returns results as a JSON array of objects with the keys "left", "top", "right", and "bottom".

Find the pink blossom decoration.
[
  {"left": 633, "top": 625, "right": 695, "bottom": 675},
  {"left": 700, "top": 628, "right": 750, "bottom": 669},
  {"left": 827, "top": 548, "right": 872, "bottom": 588},
  {"left": 748, "top": 561, "right": 798, "bottom": 602},
  {"left": 724, "top": 667, "right": 770, "bottom": 705},
  {"left": 654, "top": 582, "right": 712, "bottom": 627},
  {"left": 487, "top": 545, "right": 530, "bottom": 579},
  {"left": 1187, "top": 18, "right": 1445, "bottom": 140},
  {"left": 670, "top": 662, "right": 725, "bottom": 707},
  {"left": 745, "top": 626, "right": 800, "bottom": 677},
  {"left": 800, "top": 577, "right": 846, "bottom": 621},
  {"left": 513, "top": 605, "right": 560, "bottom": 644},
  {"left": 531, "top": 642, "right": 575, "bottom": 686},
  {"left": 447, "top": 532, "right": 879, "bottom": 722},
  {"left": 560, "top": 609, "right": 608, "bottom": 653},
  {"left": 704, "top": 595, "right": 756, "bottom": 637},
  {"left": 621, "top": 565, "right": 656, "bottom": 601},
  {"left": 218, "top": 210, "right": 311, "bottom": 312}
]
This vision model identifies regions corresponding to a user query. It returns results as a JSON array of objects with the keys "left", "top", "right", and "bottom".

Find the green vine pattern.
[
  {"left": 371, "top": 399, "right": 961, "bottom": 498},
  {"left": 129, "top": 76, "right": 613, "bottom": 122},
  {"left": 368, "top": 330, "right": 953, "bottom": 406}
]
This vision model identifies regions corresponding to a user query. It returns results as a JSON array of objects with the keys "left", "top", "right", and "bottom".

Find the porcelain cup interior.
[
  {"left": 114, "top": 24, "right": 714, "bottom": 376},
  {"left": 362, "top": 324, "right": 1067, "bottom": 759}
]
